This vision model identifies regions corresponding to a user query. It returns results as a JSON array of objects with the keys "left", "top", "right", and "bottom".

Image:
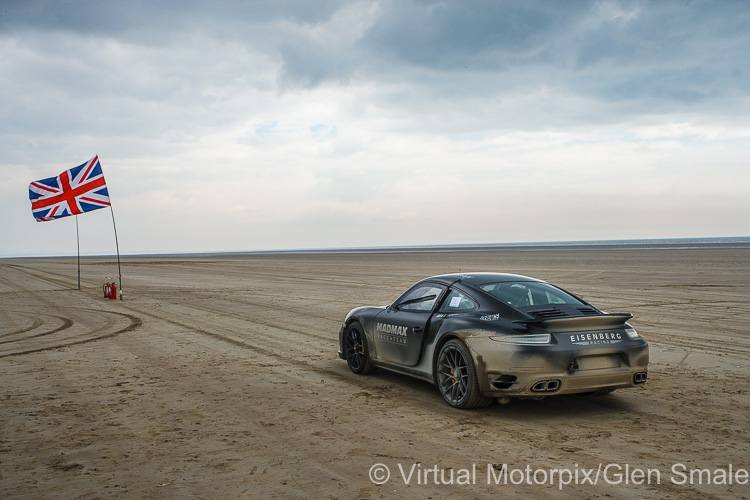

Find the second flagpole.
[{"left": 110, "top": 206, "right": 122, "bottom": 299}]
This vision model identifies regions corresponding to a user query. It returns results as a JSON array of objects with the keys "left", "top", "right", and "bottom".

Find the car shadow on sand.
[{"left": 334, "top": 362, "right": 638, "bottom": 421}]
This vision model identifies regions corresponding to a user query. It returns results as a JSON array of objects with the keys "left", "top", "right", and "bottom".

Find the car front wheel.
[{"left": 345, "top": 321, "right": 374, "bottom": 374}]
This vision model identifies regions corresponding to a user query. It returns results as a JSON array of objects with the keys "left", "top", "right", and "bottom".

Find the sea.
[
  {"left": 224, "top": 237, "right": 750, "bottom": 256},
  {"left": 7, "top": 237, "right": 748, "bottom": 259}
]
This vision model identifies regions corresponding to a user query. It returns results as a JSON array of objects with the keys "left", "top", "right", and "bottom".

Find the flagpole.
[
  {"left": 76, "top": 215, "right": 80, "bottom": 290},
  {"left": 110, "top": 206, "right": 122, "bottom": 300}
]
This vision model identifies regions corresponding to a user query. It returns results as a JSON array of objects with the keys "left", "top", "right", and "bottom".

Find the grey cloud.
[
  {"left": 364, "top": 1, "right": 747, "bottom": 103},
  {"left": 360, "top": 0, "right": 579, "bottom": 69},
  {"left": 5, "top": 0, "right": 747, "bottom": 109},
  {"left": 278, "top": 39, "right": 353, "bottom": 88},
  {"left": 264, "top": 0, "right": 750, "bottom": 126},
  {"left": 1, "top": 0, "right": 748, "bottom": 146},
  {"left": 0, "top": 0, "right": 341, "bottom": 35}
]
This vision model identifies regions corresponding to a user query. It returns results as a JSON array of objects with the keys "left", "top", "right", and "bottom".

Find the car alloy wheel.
[
  {"left": 345, "top": 322, "right": 374, "bottom": 374},
  {"left": 437, "top": 339, "right": 493, "bottom": 409}
]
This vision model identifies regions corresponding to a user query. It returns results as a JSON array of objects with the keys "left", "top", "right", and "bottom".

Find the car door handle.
[{"left": 413, "top": 326, "right": 424, "bottom": 334}]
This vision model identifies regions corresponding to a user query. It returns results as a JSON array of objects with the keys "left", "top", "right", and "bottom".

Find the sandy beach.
[{"left": 1, "top": 248, "right": 748, "bottom": 499}]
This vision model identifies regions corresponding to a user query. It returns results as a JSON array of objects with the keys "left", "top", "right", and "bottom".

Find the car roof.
[{"left": 421, "top": 272, "right": 544, "bottom": 286}]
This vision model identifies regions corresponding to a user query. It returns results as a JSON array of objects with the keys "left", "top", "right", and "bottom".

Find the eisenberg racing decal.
[
  {"left": 569, "top": 332, "right": 623, "bottom": 346},
  {"left": 376, "top": 323, "right": 408, "bottom": 345},
  {"left": 480, "top": 313, "right": 500, "bottom": 321}
]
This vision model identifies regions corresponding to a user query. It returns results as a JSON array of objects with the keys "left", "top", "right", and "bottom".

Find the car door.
[{"left": 373, "top": 283, "right": 446, "bottom": 366}]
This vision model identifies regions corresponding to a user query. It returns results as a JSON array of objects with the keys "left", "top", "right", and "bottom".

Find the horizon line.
[{"left": 3, "top": 236, "right": 749, "bottom": 259}]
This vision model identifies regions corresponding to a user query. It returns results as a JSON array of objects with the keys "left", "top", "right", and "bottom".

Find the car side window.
[
  {"left": 439, "top": 289, "right": 477, "bottom": 312},
  {"left": 396, "top": 285, "right": 444, "bottom": 312}
]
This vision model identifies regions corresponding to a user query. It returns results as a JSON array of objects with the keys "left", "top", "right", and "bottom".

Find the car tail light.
[
  {"left": 490, "top": 334, "right": 552, "bottom": 345},
  {"left": 625, "top": 328, "right": 639, "bottom": 339}
]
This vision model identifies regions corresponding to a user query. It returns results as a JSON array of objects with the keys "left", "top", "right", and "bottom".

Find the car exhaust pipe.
[
  {"left": 633, "top": 372, "right": 647, "bottom": 384},
  {"left": 531, "top": 379, "right": 561, "bottom": 392},
  {"left": 491, "top": 374, "right": 517, "bottom": 390}
]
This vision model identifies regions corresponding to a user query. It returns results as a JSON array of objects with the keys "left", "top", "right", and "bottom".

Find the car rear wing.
[{"left": 516, "top": 313, "right": 633, "bottom": 333}]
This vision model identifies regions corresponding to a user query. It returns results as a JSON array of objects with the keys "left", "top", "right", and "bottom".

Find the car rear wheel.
[
  {"left": 436, "top": 339, "right": 493, "bottom": 409},
  {"left": 345, "top": 322, "right": 374, "bottom": 375}
]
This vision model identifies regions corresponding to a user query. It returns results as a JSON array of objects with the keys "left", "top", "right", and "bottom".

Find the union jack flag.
[{"left": 29, "top": 156, "right": 111, "bottom": 222}]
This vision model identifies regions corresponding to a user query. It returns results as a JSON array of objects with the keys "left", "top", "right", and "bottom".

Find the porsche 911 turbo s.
[{"left": 338, "top": 273, "right": 649, "bottom": 409}]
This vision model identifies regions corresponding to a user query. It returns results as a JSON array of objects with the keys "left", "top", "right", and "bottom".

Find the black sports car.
[{"left": 338, "top": 273, "right": 648, "bottom": 409}]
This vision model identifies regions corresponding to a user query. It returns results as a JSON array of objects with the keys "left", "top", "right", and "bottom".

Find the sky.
[{"left": 1, "top": 0, "right": 748, "bottom": 257}]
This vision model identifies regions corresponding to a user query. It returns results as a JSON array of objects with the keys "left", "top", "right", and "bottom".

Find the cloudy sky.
[{"left": 1, "top": 0, "right": 748, "bottom": 256}]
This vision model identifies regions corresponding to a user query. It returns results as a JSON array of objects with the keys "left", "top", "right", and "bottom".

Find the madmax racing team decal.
[{"left": 376, "top": 322, "right": 409, "bottom": 346}]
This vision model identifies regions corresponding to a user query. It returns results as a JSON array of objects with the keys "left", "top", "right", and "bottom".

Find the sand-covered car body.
[{"left": 338, "top": 273, "right": 649, "bottom": 408}]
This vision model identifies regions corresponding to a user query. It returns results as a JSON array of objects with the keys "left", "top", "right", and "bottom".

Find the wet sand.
[{"left": 1, "top": 248, "right": 748, "bottom": 498}]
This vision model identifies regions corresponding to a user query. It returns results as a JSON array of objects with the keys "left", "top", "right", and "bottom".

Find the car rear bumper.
[{"left": 463, "top": 336, "right": 649, "bottom": 398}]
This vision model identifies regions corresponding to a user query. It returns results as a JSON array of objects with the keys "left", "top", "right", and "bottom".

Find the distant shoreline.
[
  {"left": 237, "top": 237, "right": 750, "bottom": 255},
  {"left": 5, "top": 237, "right": 748, "bottom": 260}
]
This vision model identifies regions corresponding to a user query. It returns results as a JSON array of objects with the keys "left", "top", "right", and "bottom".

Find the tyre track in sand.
[
  {"left": 3, "top": 263, "right": 77, "bottom": 290},
  {"left": 179, "top": 297, "right": 338, "bottom": 342},
  {"left": 114, "top": 300, "right": 364, "bottom": 389},
  {"left": 0, "top": 313, "right": 43, "bottom": 337},
  {"left": 0, "top": 311, "right": 142, "bottom": 359},
  {"left": 0, "top": 314, "right": 74, "bottom": 344},
  {"left": 0, "top": 266, "right": 143, "bottom": 358},
  {"left": 644, "top": 332, "right": 749, "bottom": 356},
  {"left": 2, "top": 263, "right": 359, "bottom": 384}
]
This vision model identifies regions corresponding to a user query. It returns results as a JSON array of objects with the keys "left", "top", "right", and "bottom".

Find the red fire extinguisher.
[
  {"left": 109, "top": 282, "right": 117, "bottom": 300},
  {"left": 103, "top": 283, "right": 109, "bottom": 298}
]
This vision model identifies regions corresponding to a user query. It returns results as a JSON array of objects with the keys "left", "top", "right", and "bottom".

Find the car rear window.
[
  {"left": 438, "top": 289, "right": 477, "bottom": 312},
  {"left": 475, "top": 281, "right": 586, "bottom": 308}
]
